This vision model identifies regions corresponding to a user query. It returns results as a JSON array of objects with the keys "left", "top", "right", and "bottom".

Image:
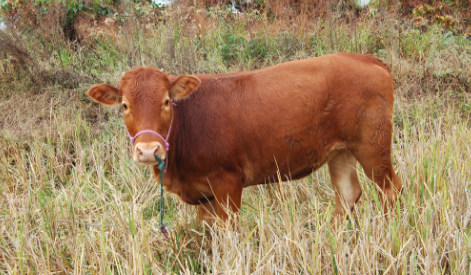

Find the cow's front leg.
[
  {"left": 199, "top": 200, "right": 217, "bottom": 225},
  {"left": 208, "top": 172, "right": 243, "bottom": 225}
]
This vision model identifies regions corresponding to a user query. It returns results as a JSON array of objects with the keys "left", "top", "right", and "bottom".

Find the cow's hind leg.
[
  {"left": 352, "top": 144, "right": 403, "bottom": 212},
  {"left": 351, "top": 121, "right": 403, "bottom": 212},
  {"left": 328, "top": 150, "right": 362, "bottom": 225},
  {"left": 351, "top": 91, "right": 403, "bottom": 213}
]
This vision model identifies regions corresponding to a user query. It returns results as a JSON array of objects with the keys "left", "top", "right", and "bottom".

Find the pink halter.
[{"left": 126, "top": 102, "right": 175, "bottom": 172}]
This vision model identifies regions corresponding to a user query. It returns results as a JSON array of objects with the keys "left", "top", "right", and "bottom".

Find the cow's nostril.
[
  {"left": 153, "top": 145, "right": 164, "bottom": 159},
  {"left": 136, "top": 146, "right": 146, "bottom": 162}
]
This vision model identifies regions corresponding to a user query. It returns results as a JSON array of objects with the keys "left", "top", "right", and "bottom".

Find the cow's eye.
[
  {"left": 165, "top": 100, "right": 169, "bottom": 106},
  {"left": 122, "top": 103, "right": 128, "bottom": 110}
]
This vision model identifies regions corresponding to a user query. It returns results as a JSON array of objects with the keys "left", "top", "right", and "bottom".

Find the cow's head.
[{"left": 87, "top": 67, "right": 200, "bottom": 165}]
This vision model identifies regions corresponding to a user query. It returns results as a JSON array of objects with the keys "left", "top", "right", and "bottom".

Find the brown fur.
[{"left": 87, "top": 53, "right": 403, "bottom": 224}]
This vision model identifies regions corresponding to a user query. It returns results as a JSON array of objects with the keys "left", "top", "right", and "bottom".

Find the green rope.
[{"left": 155, "top": 155, "right": 169, "bottom": 238}]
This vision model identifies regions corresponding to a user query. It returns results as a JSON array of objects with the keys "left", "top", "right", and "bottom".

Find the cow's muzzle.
[{"left": 133, "top": 142, "right": 166, "bottom": 164}]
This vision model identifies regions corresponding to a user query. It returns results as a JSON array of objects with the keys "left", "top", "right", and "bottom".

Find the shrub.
[{"left": 1, "top": 0, "right": 118, "bottom": 40}]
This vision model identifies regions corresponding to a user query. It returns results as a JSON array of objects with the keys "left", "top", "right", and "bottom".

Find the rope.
[{"left": 155, "top": 154, "right": 169, "bottom": 240}]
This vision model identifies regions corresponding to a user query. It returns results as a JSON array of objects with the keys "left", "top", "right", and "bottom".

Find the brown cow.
[{"left": 87, "top": 53, "right": 403, "bottom": 224}]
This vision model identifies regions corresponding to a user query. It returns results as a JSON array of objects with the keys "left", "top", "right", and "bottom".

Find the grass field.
[{"left": 1, "top": 1, "right": 471, "bottom": 274}]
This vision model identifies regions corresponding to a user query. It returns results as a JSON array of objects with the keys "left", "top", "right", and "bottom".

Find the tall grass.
[{"left": 1, "top": 1, "right": 470, "bottom": 274}]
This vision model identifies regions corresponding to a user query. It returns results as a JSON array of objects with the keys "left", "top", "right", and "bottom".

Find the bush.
[{"left": 1, "top": 0, "right": 118, "bottom": 39}]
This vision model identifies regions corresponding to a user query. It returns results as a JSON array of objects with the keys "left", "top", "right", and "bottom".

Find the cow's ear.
[
  {"left": 169, "top": 76, "right": 201, "bottom": 101},
  {"left": 87, "top": 84, "right": 121, "bottom": 106}
]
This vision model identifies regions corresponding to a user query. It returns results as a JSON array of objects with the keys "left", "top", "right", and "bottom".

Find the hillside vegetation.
[{"left": 0, "top": 0, "right": 470, "bottom": 274}]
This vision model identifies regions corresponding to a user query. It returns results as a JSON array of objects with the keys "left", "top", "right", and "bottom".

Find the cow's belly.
[{"left": 244, "top": 142, "right": 341, "bottom": 187}]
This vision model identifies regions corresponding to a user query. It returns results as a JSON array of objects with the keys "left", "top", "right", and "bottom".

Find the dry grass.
[
  {"left": 1, "top": 1, "right": 471, "bottom": 274},
  {"left": 1, "top": 93, "right": 470, "bottom": 274}
]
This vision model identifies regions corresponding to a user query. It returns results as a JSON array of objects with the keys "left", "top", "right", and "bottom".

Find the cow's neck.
[
  {"left": 162, "top": 102, "right": 182, "bottom": 194},
  {"left": 161, "top": 97, "right": 203, "bottom": 199},
  {"left": 161, "top": 77, "right": 230, "bottom": 201}
]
